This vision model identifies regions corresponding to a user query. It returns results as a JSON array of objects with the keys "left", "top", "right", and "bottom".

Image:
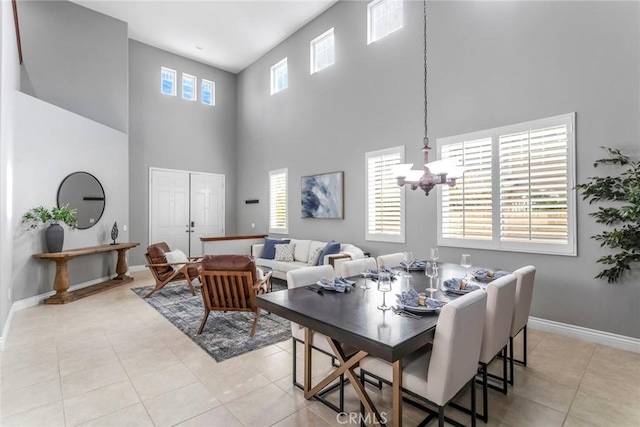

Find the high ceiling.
[{"left": 70, "top": 0, "right": 339, "bottom": 74}]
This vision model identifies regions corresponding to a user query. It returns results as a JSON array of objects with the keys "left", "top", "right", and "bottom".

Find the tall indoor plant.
[
  {"left": 22, "top": 205, "right": 78, "bottom": 252},
  {"left": 576, "top": 147, "right": 640, "bottom": 283}
]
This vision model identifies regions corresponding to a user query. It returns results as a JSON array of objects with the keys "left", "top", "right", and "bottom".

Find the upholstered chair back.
[
  {"left": 511, "top": 266, "right": 537, "bottom": 337},
  {"left": 341, "top": 258, "right": 377, "bottom": 278},
  {"left": 426, "top": 289, "right": 487, "bottom": 406},
  {"left": 376, "top": 253, "right": 405, "bottom": 269},
  {"left": 286, "top": 265, "right": 335, "bottom": 336},
  {"left": 479, "top": 273, "right": 517, "bottom": 363}
]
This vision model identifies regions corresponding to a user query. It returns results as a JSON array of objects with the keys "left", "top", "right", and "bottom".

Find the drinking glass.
[
  {"left": 430, "top": 247, "right": 439, "bottom": 262},
  {"left": 425, "top": 261, "right": 438, "bottom": 295},
  {"left": 360, "top": 259, "right": 372, "bottom": 289},
  {"left": 377, "top": 272, "right": 392, "bottom": 310},
  {"left": 461, "top": 254, "right": 472, "bottom": 279},
  {"left": 403, "top": 251, "right": 414, "bottom": 272}
]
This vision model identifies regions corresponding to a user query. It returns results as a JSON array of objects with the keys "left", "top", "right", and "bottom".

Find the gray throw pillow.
[{"left": 274, "top": 243, "right": 296, "bottom": 262}]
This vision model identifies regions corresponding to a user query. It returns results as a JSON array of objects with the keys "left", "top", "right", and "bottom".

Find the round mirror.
[{"left": 57, "top": 172, "right": 105, "bottom": 230}]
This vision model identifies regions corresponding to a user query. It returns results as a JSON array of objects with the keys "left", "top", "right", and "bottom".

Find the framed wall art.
[{"left": 301, "top": 171, "right": 344, "bottom": 219}]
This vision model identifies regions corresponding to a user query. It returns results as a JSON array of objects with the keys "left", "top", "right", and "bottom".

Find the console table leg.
[
  {"left": 115, "top": 248, "right": 130, "bottom": 280},
  {"left": 47, "top": 259, "right": 72, "bottom": 304}
]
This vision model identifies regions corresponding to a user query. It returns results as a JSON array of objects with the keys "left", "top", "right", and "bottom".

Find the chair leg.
[
  {"left": 438, "top": 406, "right": 445, "bottom": 427},
  {"left": 197, "top": 307, "right": 210, "bottom": 334},
  {"left": 360, "top": 371, "right": 366, "bottom": 427},
  {"left": 508, "top": 336, "right": 514, "bottom": 385},
  {"left": 523, "top": 325, "right": 527, "bottom": 366},
  {"left": 187, "top": 278, "right": 196, "bottom": 296},
  {"left": 250, "top": 309, "right": 260, "bottom": 337},
  {"left": 143, "top": 284, "right": 161, "bottom": 298},
  {"left": 470, "top": 378, "right": 477, "bottom": 427},
  {"left": 502, "top": 347, "right": 508, "bottom": 394},
  {"left": 480, "top": 363, "right": 488, "bottom": 423}
]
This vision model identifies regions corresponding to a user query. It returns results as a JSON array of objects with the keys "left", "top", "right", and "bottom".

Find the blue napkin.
[
  {"left": 399, "top": 260, "right": 427, "bottom": 270},
  {"left": 370, "top": 268, "right": 397, "bottom": 280},
  {"left": 425, "top": 298, "right": 446, "bottom": 309},
  {"left": 396, "top": 288, "right": 420, "bottom": 306},
  {"left": 443, "top": 278, "right": 480, "bottom": 292},
  {"left": 317, "top": 277, "right": 354, "bottom": 292},
  {"left": 472, "top": 269, "right": 508, "bottom": 283}
]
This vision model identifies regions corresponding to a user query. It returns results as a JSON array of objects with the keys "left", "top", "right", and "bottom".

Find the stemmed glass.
[
  {"left": 430, "top": 247, "right": 439, "bottom": 262},
  {"left": 461, "top": 254, "right": 472, "bottom": 280},
  {"left": 377, "top": 272, "right": 392, "bottom": 310},
  {"left": 425, "top": 261, "right": 439, "bottom": 295},
  {"left": 360, "top": 259, "right": 373, "bottom": 289},
  {"left": 403, "top": 251, "right": 414, "bottom": 272}
]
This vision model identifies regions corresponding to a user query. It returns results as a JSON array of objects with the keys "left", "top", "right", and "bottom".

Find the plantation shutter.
[
  {"left": 499, "top": 124, "right": 569, "bottom": 244},
  {"left": 269, "top": 169, "right": 288, "bottom": 234},
  {"left": 366, "top": 147, "right": 405, "bottom": 243},
  {"left": 441, "top": 138, "right": 493, "bottom": 240}
]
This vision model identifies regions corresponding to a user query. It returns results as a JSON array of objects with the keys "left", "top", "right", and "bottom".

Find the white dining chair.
[
  {"left": 376, "top": 252, "right": 405, "bottom": 269},
  {"left": 508, "top": 265, "right": 536, "bottom": 385},
  {"left": 359, "top": 289, "right": 487, "bottom": 427},
  {"left": 286, "top": 265, "right": 348, "bottom": 412},
  {"left": 340, "top": 257, "right": 377, "bottom": 278}
]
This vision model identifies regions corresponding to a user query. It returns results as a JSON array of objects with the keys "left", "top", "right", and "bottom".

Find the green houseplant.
[
  {"left": 576, "top": 147, "right": 640, "bottom": 283},
  {"left": 22, "top": 205, "right": 78, "bottom": 252}
]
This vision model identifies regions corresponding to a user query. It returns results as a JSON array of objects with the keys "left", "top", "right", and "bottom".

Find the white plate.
[{"left": 396, "top": 303, "right": 440, "bottom": 313}]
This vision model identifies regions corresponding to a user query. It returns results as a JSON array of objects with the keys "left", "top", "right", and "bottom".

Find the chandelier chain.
[{"left": 423, "top": 0, "right": 429, "bottom": 148}]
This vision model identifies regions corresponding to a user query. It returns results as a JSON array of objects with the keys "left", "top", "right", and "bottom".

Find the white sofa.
[{"left": 251, "top": 238, "right": 365, "bottom": 280}]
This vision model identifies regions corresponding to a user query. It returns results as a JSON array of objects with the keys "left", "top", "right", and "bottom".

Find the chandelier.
[{"left": 394, "top": 0, "right": 463, "bottom": 196}]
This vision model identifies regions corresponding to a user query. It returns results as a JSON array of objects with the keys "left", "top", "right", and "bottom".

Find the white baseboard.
[
  {"left": 128, "top": 264, "right": 147, "bottom": 273},
  {"left": 528, "top": 316, "right": 640, "bottom": 353},
  {"left": 0, "top": 303, "right": 16, "bottom": 351}
]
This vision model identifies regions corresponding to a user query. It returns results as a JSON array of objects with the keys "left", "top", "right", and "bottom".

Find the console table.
[{"left": 33, "top": 243, "right": 140, "bottom": 304}]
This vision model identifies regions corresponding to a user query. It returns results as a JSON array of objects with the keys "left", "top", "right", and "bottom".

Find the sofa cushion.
[
  {"left": 319, "top": 240, "right": 341, "bottom": 265},
  {"left": 308, "top": 241, "right": 327, "bottom": 265},
  {"left": 290, "top": 239, "right": 311, "bottom": 263},
  {"left": 275, "top": 243, "right": 296, "bottom": 262},
  {"left": 262, "top": 237, "right": 291, "bottom": 260},
  {"left": 308, "top": 246, "right": 323, "bottom": 266}
]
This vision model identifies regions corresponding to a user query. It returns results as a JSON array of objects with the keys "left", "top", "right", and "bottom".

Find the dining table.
[{"left": 255, "top": 262, "right": 499, "bottom": 426}]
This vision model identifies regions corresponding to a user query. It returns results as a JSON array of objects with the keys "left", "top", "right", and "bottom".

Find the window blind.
[
  {"left": 366, "top": 147, "right": 404, "bottom": 242},
  {"left": 269, "top": 169, "right": 288, "bottom": 233}
]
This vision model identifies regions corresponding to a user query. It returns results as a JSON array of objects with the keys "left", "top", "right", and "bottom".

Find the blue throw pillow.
[
  {"left": 262, "top": 237, "right": 291, "bottom": 260},
  {"left": 318, "top": 240, "right": 341, "bottom": 265}
]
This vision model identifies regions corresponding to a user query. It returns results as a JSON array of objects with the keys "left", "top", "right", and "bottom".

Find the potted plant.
[
  {"left": 576, "top": 147, "right": 640, "bottom": 283},
  {"left": 22, "top": 205, "right": 78, "bottom": 252}
]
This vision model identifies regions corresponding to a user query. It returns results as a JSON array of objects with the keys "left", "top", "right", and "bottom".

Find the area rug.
[{"left": 131, "top": 278, "right": 290, "bottom": 362}]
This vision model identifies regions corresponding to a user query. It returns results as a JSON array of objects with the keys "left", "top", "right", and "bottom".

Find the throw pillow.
[
  {"left": 164, "top": 249, "right": 189, "bottom": 270},
  {"left": 262, "top": 237, "right": 291, "bottom": 260},
  {"left": 274, "top": 243, "right": 296, "bottom": 262},
  {"left": 318, "top": 240, "right": 341, "bottom": 265},
  {"left": 308, "top": 246, "right": 323, "bottom": 266}
]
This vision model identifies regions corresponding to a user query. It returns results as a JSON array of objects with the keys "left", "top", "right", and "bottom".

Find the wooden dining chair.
[
  {"left": 376, "top": 252, "right": 405, "bottom": 269},
  {"left": 508, "top": 265, "right": 537, "bottom": 385},
  {"left": 144, "top": 242, "right": 202, "bottom": 298},
  {"left": 198, "top": 254, "right": 272, "bottom": 336},
  {"left": 359, "top": 289, "right": 487, "bottom": 427},
  {"left": 340, "top": 257, "right": 377, "bottom": 278}
]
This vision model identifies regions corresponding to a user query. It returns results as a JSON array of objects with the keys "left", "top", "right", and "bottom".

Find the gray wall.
[
  {"left": 128, "top": 41, "right": 238, "bottom": 266},
  {"left": 18, "top": 1, "right": 128, "bottom": 132},
  {"left": 236, "top": 0, "right": 640, "bottom": 338}
]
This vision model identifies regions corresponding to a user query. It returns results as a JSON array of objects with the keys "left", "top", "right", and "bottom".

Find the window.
[
  {"left": 366, "top": 146, "right": 405, "bottom": 243},
  {"left": 202, "top": 79, "right": 215, "bottom": 106},
  {"left": 437, "top": 113, "right": 576, "bottom": 255},
  {"left": 310, "top": 28, "right": 335, "bottom": 74},
  {"left": 160, "top": 67, "right": 176, "bottom": 96},
  {"left": 270, "top": 58, "right": 288, "bottom": 95},
  {"left": 269, "top": 168, "right": 288, "bottom": 234},
  {"left": 182, "top": 73, "right": 197, "bottom": 101},
  {"left": 368, "top": 0, "right": 403, "bottom": 44}
]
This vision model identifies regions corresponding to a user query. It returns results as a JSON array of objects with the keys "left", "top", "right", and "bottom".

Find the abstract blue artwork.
[{"left": 301, "top": 171, "right": 344, "bottom": 219}]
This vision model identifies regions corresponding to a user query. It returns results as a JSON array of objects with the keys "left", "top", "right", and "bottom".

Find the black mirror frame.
[{"left": 57, "top": 171, "right": 106, "bottom": 230}]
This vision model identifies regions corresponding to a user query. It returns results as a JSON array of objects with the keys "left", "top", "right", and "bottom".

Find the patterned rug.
[{"left": 131, "top": 278, "right": 290, "bottom": 362}]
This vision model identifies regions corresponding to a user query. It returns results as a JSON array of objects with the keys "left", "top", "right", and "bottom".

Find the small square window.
[
  {"left": 202, "top": 79, "right": 215, "bottom": 106},
  {"left": 182, "top": 73, "right": 197, "bottom": 101},
  {"left": 270, "top": 58, "right": 288, "bottom": 95},
  {"left": 368, "top": 0, "right": 403, "bottom": 44},
  {"left": 310, "top": 28, "right": 335, "bottom": 74},
  {"left": 160, "top": 67, "right": 176, "bottom": 96}
]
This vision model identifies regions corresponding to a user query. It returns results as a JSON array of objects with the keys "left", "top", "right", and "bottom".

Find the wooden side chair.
[
  {"left": 144, "top": 242, "right": 202, "bottom": 298},
  {"left": 198, "top": 254, "right": 272, "bottom": 336}
]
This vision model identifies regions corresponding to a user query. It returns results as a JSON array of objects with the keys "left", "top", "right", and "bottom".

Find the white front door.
[
  {"left": 150, "top": 168, "right": 225, "bottom": 257},
  {"left": 189, "top": 173, "right": 225, "bottom": 257}
]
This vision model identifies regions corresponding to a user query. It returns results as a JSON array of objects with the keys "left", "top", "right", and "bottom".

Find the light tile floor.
[{"left": 1, "top": 271, "right": 638, "bottom": 426}]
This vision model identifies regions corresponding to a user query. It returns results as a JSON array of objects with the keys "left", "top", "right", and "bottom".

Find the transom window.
[
  {"left": 366, "top": 146, "right": 405, "bottom": 243},
  {"left": 368, "top": 0, "right": 403, "bottom": 44},
  {"left": 310, "top": 28, "right": 335, "bottom": 74},
  {"left": 160, "top": 67, "right": 176, "bottom": 96},
  {"left": 201, "top": 79, "right": 215, "bottom": 106},
  {"left": 182, "top": 73, "right": 197, "bottom": 101},
  {"left": 271, "top": 58, "right": 288, "bottom": 95},
  {"left": 437, "top": 113, "right": 576, "bottom": 255},
  {"left": 269, "top": 168, "right": 288, "bottom": 234}
]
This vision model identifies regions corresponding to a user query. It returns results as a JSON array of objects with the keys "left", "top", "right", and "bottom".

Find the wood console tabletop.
[{"left": 33, "top": 243, "right": 140, "bottom": 304}]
